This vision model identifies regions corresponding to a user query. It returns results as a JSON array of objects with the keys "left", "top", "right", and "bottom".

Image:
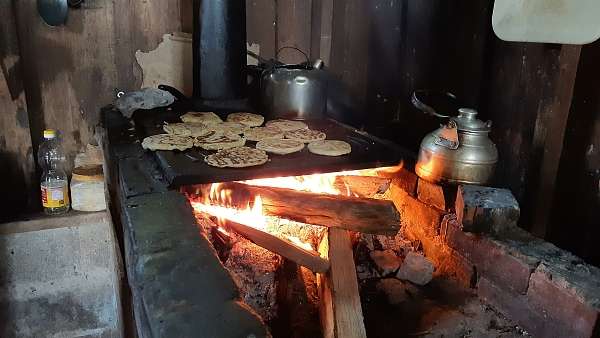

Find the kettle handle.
[
  {"left": 276, "top": 46, "right": 310, "bottom": 67},
  {"left": 411, "top": 90, "right": 457, "bottom": 118}
]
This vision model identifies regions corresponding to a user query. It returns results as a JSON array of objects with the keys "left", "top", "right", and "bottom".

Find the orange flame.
[
  {"left": 190, "top": 164, "right": 404, "bottom": 253},
  {"left": 192, "top": 194, "right": 266, "bottom": 229},
  {"left": 241, "top": 170, "right": 361, "bottom": 196}
]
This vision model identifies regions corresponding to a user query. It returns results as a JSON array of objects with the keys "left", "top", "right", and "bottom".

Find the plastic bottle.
[{"left": 38, "top": 129, "right": 70, "bottom": 215}]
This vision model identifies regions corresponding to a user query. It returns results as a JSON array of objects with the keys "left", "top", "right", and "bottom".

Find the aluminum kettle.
[
  {"left": 260, "top": 57, "right": 327, "bottom": 120},
  {"left": 412, "top": 91, "right": 498, "bottom": 185}
]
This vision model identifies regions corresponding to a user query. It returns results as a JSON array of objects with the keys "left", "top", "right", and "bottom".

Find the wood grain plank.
[
  {"left": 14, "top": 0, "right": 119, "bottom": 172},
  {"left": 13, "top": 0, "right": 183, "bottom": 173},
  {"left": 0, "top": 0, "right": 38, "bottom": 217},
  {"left": 246, "top": 0, "right": 277, "bottom": 60},
  {"left": 318, "top": 228, "right": 367, "bottom": 338},
  {"left": 316, "top": 0, "right": 334, "bottom": 64},
  {"left": 113, "top": 0, "right": 183, "bottom": 91},
  {"left": 482, "top": 42, "right": 574, "bottom": 232},
  {"left": 549, "top": 41, "right": 600, "bottom": 266},
  {"left": 530, "top": 45, "right": 581, "bottom": 238},
  {"left": 276, "top": 0, "right": 313, "bottom": 64},
  {"left": 180, "top": 0, "right": 193, "bottom": 33},
  {"left": 329, "top": 0, "right": 370, "bottom": 107}
]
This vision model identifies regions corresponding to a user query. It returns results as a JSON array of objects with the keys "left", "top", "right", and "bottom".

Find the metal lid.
[
  {"left": 451, "top": 108, "right": 491, "bottom": 133},
  {"left": 43, "top": 129, "right": 57, "bottom": 139}
]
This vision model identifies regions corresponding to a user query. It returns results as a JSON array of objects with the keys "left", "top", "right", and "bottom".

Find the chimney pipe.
[{"left": 193, "top": 0, "right": 247, "bottom": 100}]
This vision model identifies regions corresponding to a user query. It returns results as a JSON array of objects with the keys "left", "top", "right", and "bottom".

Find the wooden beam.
[
  {"left": 318, "top": 228, "right": 367, "bottom": 338},
  {"left": 204, "top": 182, "right": 400, "bottom": 234},
  {"left": 531, "top": 45, "right": 582, "bottom": 238},
  {"left": 223, "top": 219, "right": 330, "bottom": 274}
]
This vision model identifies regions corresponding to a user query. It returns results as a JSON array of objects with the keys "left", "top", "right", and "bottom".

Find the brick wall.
[{"left": 384, "top": 168, "right": 600, "bottom": 338}]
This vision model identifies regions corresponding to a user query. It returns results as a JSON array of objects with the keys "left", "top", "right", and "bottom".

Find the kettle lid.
[{"left": 451, "top": 108, "right": 491, "bottom": 133}]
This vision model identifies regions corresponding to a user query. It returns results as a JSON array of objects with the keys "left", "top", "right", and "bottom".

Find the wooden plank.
[
  {"left": 318, "top": 228, "right": 367, "bottom": 338},
  {"left": 329, "top": 0, "right": 371, "bottom": 107},
  {"left": 180, "top": 0, "right": 193, "bottom": 33},
  {"left": 482, "top": 42, "right": 580, "bottom": 233},
  {"left": 276, "top": 0, "right": 313, "bottom": 64},
  {"left": 318, "top": 0, "right": 334, "bottom": 65},
  {"left": 203, "top": 181, "right": 401, "bottom": 234},
  {"left": 113, "top": 0, "right": 183, "bottom": 91},
  {"left": 222, "top": 219, "right": 330, "bottom": 274},
  {"left": 530, "top": 45, "right": 581, "bottom": 238},
  {"left": 548, "top": 41, "right": 600, "bottom": 266},
  {"left": 246, "top": 0, "right": 277, "bottom": 60},
  {"left": 0, "top": 0, "right": 37, "bottom": 218},
  {"left": 13, "top": 0, "right": 183, "bottom": 173}
]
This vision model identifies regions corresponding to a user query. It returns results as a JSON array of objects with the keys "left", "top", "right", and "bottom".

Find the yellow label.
[{"left": 41, "top": 185, "right": 69, "bottom": 208}]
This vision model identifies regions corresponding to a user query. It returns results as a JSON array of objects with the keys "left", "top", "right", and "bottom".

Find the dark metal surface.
[
  {"left": 193, "top": 0, "right": 246, "bottom": 100},
  {"left": 37, "top": 0, "right": 68, "bottom": 26},
  {"left": 133, "top": 109, "right": 409, "bottom": 187}
]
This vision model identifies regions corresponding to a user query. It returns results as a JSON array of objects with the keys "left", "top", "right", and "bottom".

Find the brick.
[
  {"left": 499, "top": 227, "right": 600, "bottom": 309},
  {"left": 389, "top": 182, "right": 445, "bottom": 237},
  {"left": 455, "top": 185, "right": 519, "bottom": 234},
  {"left": 478, "top": 277, "right": 555, "bottom": 337},
  {"left": 444, "top": 218, "right": 538, "bottom": 294},
  {"left": 527, "top": 266, "right": 599, "bottom": 338},
  {"left": 417, "top": 179, "right": 456, "bottom": 210}
]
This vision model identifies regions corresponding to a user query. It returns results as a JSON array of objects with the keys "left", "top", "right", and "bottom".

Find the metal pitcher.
[
  {"left": 412, "top": 91, "right": 498, "bottom": 185},
  {"left": 259, "top": 48, "right": 328, "bottom": 120}
]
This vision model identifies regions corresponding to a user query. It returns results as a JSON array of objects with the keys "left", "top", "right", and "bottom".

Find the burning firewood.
[
  {"left": 333, "top": 175, "right": 391, "bottom": 198},
  {"left": 201, "top": 182, "right": 400, "bottom": 235},
  {"left": 223, "top": 219, "right": 331, "bottom": 274}
]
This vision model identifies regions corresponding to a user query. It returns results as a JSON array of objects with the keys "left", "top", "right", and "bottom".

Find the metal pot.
[
  {"left": 260, "top": 58, "right": 328, "bottom": 120},
  {"left": 412, "top": 91, "right": 498, "bottom": 185}
]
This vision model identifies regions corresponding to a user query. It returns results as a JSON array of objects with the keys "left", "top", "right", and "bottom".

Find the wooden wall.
[
  {"left": 1, "top": 0, "right": 184, "bottom": 218},
  {"left": 549, "top": 41, "right": 600, "bottom": 265},
  {"left": 0, "top": 1, "right": 36, "bottom": 220}
]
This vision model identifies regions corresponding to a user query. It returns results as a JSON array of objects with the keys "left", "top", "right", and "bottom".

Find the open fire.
[
  {"left": 185, "top": 165, "right": 402, "bottom": 331},
  {"left": 188, "top": 165, "right": 401, "bottom": 253}
]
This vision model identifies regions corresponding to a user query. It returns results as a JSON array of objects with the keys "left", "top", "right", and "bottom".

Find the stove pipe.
[{"left": 193, "top": 0, "right": 247, "bottom": 100}]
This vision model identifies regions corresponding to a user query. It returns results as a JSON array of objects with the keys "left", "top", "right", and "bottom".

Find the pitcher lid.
[{"left": 451, "top": 108, "right": 491, "bottom": 133}]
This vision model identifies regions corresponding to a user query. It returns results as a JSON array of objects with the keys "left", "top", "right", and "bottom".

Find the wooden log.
[
  {"left": 223, "top": 219, "right": 330, "bottom": 274},
  {"left": 333, "top": 175, "right": 391, "bottom": 198},
  {"left": 211, "top": 182, "right": 400, "bottom": 235},
  {"left": 317, "top": 228, "right": 367, "bottom": 338}
]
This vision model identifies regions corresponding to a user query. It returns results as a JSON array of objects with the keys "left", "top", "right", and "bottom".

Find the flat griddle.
[{"left": 134, "top": 109, "right": 409, "bottom": 187}]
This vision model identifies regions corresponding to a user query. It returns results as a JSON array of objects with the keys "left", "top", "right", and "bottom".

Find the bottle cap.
[{"left": 43, "top": 129, "right": 57, "bottom": 139}]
